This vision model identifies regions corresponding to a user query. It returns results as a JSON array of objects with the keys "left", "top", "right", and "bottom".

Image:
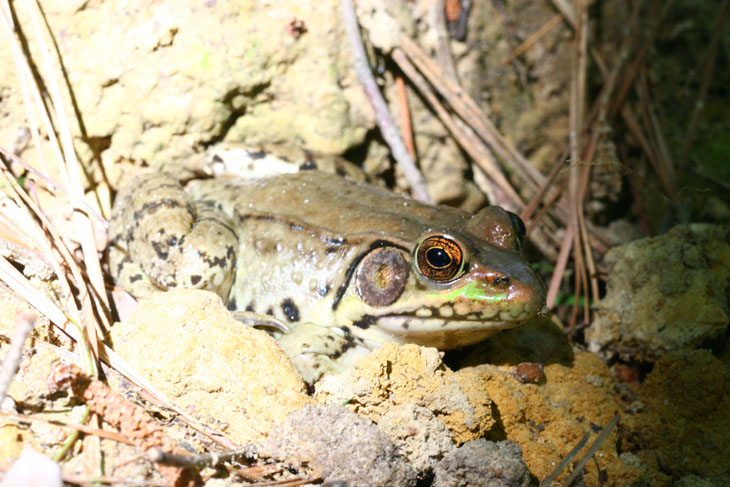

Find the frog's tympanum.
[{"left": 109, "top": 145, "right": 546, "bottom": 383}]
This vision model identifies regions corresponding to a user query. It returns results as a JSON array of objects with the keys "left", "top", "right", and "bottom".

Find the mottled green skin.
[{"left": 109, "top": 155, "right": 545, "bottom": 382}]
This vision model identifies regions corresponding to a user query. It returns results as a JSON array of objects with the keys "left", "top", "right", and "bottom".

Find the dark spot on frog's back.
[
  {"left": 248, "top": 150, "right": 267, "bottom": 159},
  {"left": 245, "top": 302, "right": 255, "bottom": 312},
  {"left": 226, "top": 297, "right": 237, "bottom": 311},
  {"left": 151, "top": 241, "right": 169, "bottom": 260},
  {"left": 299, "top": 160, "right": 317, "bottom": 170},
  {"left": 281, "top": 298, "right": 300, "bottom": 322},
  {"left": 190, "top": 275, "right": 202, "bottom": 285},
  {"left": 133, "top": 198, "right": 192, "bottom": 221}
]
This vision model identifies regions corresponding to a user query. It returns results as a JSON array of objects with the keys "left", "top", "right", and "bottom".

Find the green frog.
[{"left": 109, "top": 144, "right": 546, "bottom": 383}]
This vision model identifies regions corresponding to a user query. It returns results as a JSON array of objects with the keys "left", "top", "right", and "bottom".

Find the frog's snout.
[{"left": 508, "top": 272, "right": 547, "bottom": 320}]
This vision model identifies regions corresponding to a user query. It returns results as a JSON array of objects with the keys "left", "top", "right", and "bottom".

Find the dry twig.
[
  {"left": 49, "top": 362, "right": 202, "bottom": 487},
  {"left": 339, "top": 0, "right": 431, "bottom": 202}
]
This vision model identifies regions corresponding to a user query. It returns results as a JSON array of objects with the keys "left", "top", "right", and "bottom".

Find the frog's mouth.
[{"left": 368, "top": 314, "right": 527, "bottom": 350}]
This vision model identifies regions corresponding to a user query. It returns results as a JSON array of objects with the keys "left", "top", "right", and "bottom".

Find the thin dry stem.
[
  {"left": 0, "top": 313, "right": 36, "bottom": 404},
  {"left": 546, "top": 221, "right": 574, "bottom": 310},
  {"left": 49, "top": 362, "right": 201, "bottom": 487},
  {"left": 0, "top": 411, "right": 133, "bottom": 444},
  {"left": 395, "top": 75, "right": 416, "bottom": 160},
  {"left": 562, "top": 415, "right": 620, "bottom": 486},
  {"left": 550, "top": 0, "right": 577, "bottom": 28},
  {"left": 399, "top": 34, "right": 545, "bottom": 193},
  {"left": 505, "top": 13, "right": 562, "bottom": 63},
  {"left": 340, "top": 0, "right": 431, "bottom": 202},
  {"left": 391, "top": 48, "right": 524, "bottom": 208},
  {"left": 430, "top": 0, "right": 459, "bottom": 82}
]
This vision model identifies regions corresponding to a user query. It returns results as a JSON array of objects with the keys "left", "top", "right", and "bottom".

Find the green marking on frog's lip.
[{"left": 441, "top": 281, "right": 508, "bottom": 303}]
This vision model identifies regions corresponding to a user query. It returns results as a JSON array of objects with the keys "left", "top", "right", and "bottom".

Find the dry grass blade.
[
  {"left": 505, "top": 13, "right": 562, "bottom": 63},
  {"left": 546, "top": 217, "right": 574, "bottom": 310},
  {"left": 430, "top": 0, "right": 459, "bottom": 82},
  {"left": 395, "top": 75, "right": 416, "bottom": 160},
  {"left": 398, "top": 34, "right": 546, "bottom": 193},
  {"left": 0, "top": 411, "right": 133, "bottom": 445},
  {"left": 610, "top": 0, "right": 674, "bottom": 121},
  {"left": 538, "top": 431, "right": 589, "bottom": 487},
  {"left": 0, "top": 313, "right": 36, "bottom": 404},
  {"left": 391, "top": 49, "right": 525, "bottom": 209},
  {"left": 339, "top": 0, "right": 431, "bottom": 202},
  {"left": 550, "top": 0, "right": 577, "bottom": 28},
  {"left": 562, "top": 414, "right": 620, "bottom": 486},
  {"left": 23, "top": 0, "right": 110, "bottom": 357},
  {"left": 1, "top": 0, "right": 238, "bottom": 463},
  {"left": 0, "top": 0, "right": 107, "bottom": 365},
  {"left": 636, "top": 70, "right": 677, "bottom": 201},
  {"left": 566, "top": 0, "right": 593, "bottom": 324},
  {"left": 50, "top": 362, "right": 202, "bottom": 487}
]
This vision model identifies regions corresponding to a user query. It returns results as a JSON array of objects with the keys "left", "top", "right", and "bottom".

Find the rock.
[
  {"left": 258, "top": 404, "right": 416, "bottom": 487},
  {"left": 110, "top": 289, "right": 313, "bottom": 442},
  {"left": 674, "top": 476, "right": 724, "bottom": 487},
  {"left": 315, "top": 343, "right": 495, "bottom": 443},
  {"left": 0, "top": 0, "right": 573, "bottom": 208},
  {"left": 377, "top": 404, "right": 455, "bottom": 475},
  {"left": 0, "top": 0, "right": 372, "bottom": 184},
  {"left": 471, "top": 352, "right": 662, "bottom": 487},
  {"left": 432, "top": 439, "right": 530, "bottom": 487},
  {"left": 587, "top": 224, "right": 730, "bottom": 362},
  {"left": 621, "top": 350, "right": 730, "bottom": 480}
]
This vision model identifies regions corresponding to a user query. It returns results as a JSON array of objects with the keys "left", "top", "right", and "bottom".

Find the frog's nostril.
[{"left": 493, "top": 276, "right": 510, "bottom": 286}]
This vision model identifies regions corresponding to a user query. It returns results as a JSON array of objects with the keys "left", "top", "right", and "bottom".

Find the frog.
[{"left": 108, "top": 144, "right": 546, "bottom": 383}]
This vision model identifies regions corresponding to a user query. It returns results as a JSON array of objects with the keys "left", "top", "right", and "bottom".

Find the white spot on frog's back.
[{"left": 291, "top": 270, "right": 303, "bottom": 285}]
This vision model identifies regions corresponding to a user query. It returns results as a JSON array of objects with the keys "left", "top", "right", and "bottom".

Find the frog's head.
[{"left": 335, "top": 206, "right": 546, "bottom": 349}]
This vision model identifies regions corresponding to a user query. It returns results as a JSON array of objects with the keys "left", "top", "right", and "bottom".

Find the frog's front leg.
[
  {"left": 109, "top": 173, "right": 238, "bottom": 300},
  {"left": 277, "top": 323, "right": 372, "bottom": 384}
]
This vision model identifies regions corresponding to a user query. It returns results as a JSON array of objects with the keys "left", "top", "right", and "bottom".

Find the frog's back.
[{"left": 188, "top": 171, "right": 472, "bottom": 245}]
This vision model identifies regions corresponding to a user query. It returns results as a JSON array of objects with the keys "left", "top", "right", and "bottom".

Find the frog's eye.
[
  {"left": 415, "top": 235, "right": 465, "bottom": 282},
  {"left": 507, "top": 211, "right": 526, "bottom": 247}
]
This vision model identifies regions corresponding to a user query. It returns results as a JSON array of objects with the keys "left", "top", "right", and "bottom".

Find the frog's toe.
[{"left": 277, "top": 323, "right": 371, "bottom": 384}]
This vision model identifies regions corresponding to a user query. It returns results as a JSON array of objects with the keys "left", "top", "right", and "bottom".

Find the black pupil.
[{"left": 426, "top": 247, "right": 451, "bottom": 268}]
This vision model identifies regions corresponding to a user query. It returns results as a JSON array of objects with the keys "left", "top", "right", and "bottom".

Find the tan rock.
[
  {"left": 472, "top": 352, "right": 665, "bottom": 487},
  {"left": 587, "top": 224, "right": 730, "bottom": 362},
  {"left": 0, "top": 0, "right": 373, "bottom": 187},
  {"left": 377, "top": 404, "right": 455, "bottom": 474},
  {"left": 315, "top": 343, "right": 494, "bottom": 443},
  {"left": 623, "top": 349, "right": 730, "bottom": 480},
  {"left": 110, "top": 289, "right": 313, "bottom": 443}
]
